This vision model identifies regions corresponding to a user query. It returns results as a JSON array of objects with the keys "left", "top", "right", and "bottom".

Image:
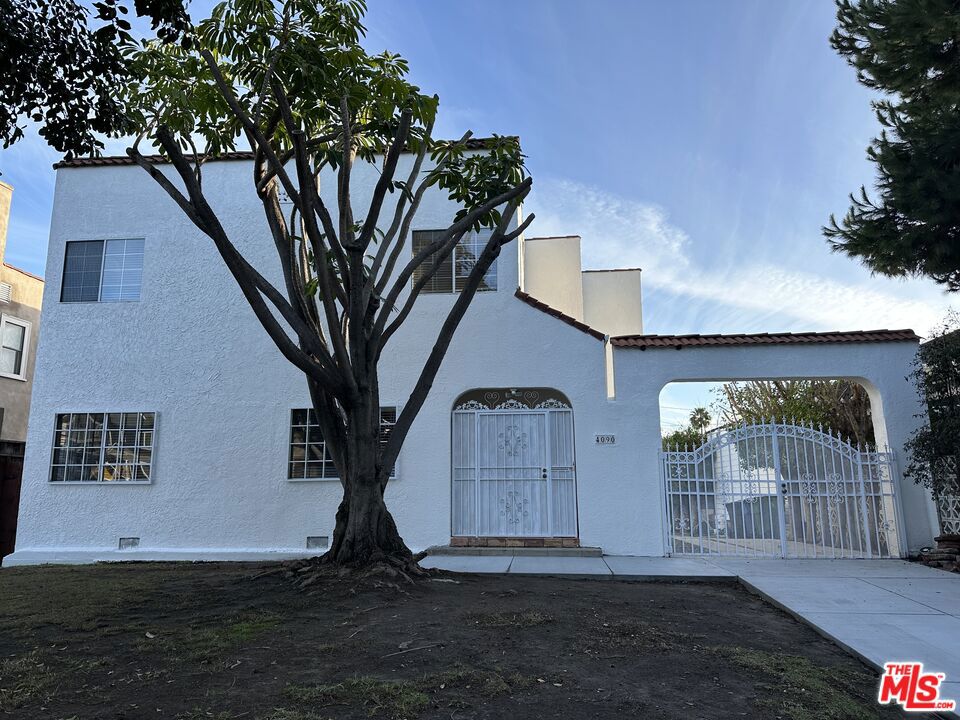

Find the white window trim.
[
  {"left": 287, "top": 405, "right": 400, "bottom": 482},
  {"left": 47, "top": 411, "right": 158, "bottom": 485},
  {"left": 0, "top": 314, "right": 31, "bottom": 381},
  {"left": 60, "top": 237, "right": 146, "bottom": 304}
]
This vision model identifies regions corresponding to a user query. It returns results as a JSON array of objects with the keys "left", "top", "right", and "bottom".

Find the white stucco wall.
[
  {"left": 611, "top": 340, "right": 938, "bottom": 554},
  {"left": 582, "top": 269, "right": 643, "bottom": 337},
  {"left": 520, "top": 236, "right": 584, "bottom": 321}
]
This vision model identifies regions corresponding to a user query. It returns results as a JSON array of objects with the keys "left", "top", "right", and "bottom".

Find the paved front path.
[{"left": 421, "top": 554, "right": 960, "bottom": 712}]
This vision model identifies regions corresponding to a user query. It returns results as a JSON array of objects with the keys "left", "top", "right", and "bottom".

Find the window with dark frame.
[
  {"left": 411, "top": 230, "right": 497, "bottom": 294},
  {"left": 288, "top": 407, "right": 398, "bottom": 480},
  {"left": 49, "top": 412, "right": 156, "bottom": 483},
  {"left": 61, "top": 239, "right": 144, "bottom": 302}
]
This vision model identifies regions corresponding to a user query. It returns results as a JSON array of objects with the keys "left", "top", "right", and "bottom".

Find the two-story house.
[
  {"left": 5, "top": 148, "right": 941, "bottom": 564},
  {"left": 0, "top": 181, "right": 44, "bottom": 561}
]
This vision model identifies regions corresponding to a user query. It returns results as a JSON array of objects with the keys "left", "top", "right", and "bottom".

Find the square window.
[
  {"left": 61, "top": 239, "right": 144, "bottom": 303},
  {"left": 287, "top": 408, "right": 397, "bottom": 480},
  {"left": 49, "top": 412, "right": 156, "bottom": 483},
  {"left": 411, "top": 230, "right": 497, "bottom": 294}
]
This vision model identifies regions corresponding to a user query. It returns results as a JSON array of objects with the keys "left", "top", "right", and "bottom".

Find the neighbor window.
[
  {"left": 288, "top": 407, "right": 397, "bottom": 480},
  {"left": 61, "top": 239, "right": 144, "bottom": 302},
  {"left": 411, "top": 230, "right": 497, "bottom": 293},
  {"left": 0, "top": 315, "right": 29, "bottom": 380},
  {"left": 49, "top": 412, "right": 156, "bottom": 483}
]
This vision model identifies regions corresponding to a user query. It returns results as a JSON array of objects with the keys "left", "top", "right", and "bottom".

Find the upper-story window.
[
  {"left": 411, "top": 230, "right": 497, "bottom": 294},
  {"left": 61, "top": 239, "right": 144, "bottom": 303},
  {"left": 0, "top": 315, "right": 30, "bottom": 380}
]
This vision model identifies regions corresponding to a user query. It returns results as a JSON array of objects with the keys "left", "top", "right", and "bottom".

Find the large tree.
[
  {"left": 119, "top": 0, "right": 531, "bottom": 573},
  {"left": 825, "top": 0, "right": 960, "bottom": 291}
]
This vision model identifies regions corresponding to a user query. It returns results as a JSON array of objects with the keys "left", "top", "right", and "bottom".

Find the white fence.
[{"left": 662, "top": 421, "right": 903, "bottom": 558}]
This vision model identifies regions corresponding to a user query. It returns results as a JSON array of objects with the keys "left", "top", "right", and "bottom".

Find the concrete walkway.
[{"left": 421, "top": 553, "right": 960, "bottom": 710}]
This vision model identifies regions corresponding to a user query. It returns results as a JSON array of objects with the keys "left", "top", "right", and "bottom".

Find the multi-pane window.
[
  {"left": 0, "top": 315, "right": 29, "bottom": 380},
  {"left": 49, "top": 412, "right": 155, "bottom": 483},
  {"left": 61, "top": 239, "right": 144, "bottom": 302},
  {"left": 411, "top": 230, "right": 497, "bottom": 294},
  {"left": 288, "top": 407, "right": 397, "bottom": 480}
]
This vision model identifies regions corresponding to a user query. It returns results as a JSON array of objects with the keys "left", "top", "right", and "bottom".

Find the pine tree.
[{"left": 825, "top": 0, "right": 960, "bottom": 291}]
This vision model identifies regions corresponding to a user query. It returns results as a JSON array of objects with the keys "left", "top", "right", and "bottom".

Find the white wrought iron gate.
[
  {"left": 452, "top": 393, "right": 577, "bottom": 537},
  {"left": 661, "top": 421, "right": 903, "bottom": 558}
]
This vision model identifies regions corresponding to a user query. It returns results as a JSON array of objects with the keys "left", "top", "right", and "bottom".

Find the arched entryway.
[{"left": 451, "top": 388, "right": 578, "bottom": 540}]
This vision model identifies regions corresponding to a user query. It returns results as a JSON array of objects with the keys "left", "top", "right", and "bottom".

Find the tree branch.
[{"left": 379, "top": 194, "right": 529, "bottom": 480}]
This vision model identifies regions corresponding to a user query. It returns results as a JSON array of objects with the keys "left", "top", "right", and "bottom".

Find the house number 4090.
[{"left": 595, "top": 434, "right": 616, "bottom": 445}]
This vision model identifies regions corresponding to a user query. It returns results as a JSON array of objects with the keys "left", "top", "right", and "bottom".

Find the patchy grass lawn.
[{"left": 0, "top": 562, "right": 908, "bottom": 719}]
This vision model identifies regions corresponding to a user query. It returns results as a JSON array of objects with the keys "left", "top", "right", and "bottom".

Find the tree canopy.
[
  {"left": 0, "top": 0, "right": 189, "bottom": 159},
  {"left": 712, "top": 380, "right": 875, "bottom": 447},
  {"left": 825, "top": 0, "right": 960, "bottom": 291}
]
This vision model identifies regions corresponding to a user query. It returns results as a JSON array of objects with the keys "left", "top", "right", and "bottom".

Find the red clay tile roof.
[
  {"left": 610, "top": 329, "right": 919, "bottom": 349},
  {"left": 514, "top": 289, "right": 605, "bottom": 340},
  {"left": 52, "top": 137, "right": 513, "bottom": 169}
]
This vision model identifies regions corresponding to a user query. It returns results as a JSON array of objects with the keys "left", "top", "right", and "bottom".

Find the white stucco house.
[{"left": 5, "top": 145, "right": 941, "bottom": 565}]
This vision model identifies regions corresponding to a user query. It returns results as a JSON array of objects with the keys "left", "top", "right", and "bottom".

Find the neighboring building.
[
  {"left": 0, "top": 181, "right": 45, "bottom": 561},
  {"left": 5, "top": 149, "right": 940, "bottom": 564}
]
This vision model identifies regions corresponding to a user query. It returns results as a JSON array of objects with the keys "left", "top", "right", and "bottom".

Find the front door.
[
  {"left": 477, "top": 411, "right": 548, "bottom": 536},
  {"left": 452, "top": 394, "right": 578, "bottom": 538}
]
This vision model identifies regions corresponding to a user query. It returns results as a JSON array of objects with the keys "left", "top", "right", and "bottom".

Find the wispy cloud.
[{"left": 527, "top": 177, "right": 957, "bottom": 336}]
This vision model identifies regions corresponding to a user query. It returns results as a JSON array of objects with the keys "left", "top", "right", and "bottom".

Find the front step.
[{"left": 426, "top": 545, "right": 603, "bottom": 558}]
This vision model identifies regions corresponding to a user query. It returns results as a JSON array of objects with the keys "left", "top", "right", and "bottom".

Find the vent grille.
[
  {"left": 306, "top": 536, "right": 329, "bottom": 550},
  {"left": 118, "top": 537, "right": 140, "bottom": 550},
  {"left": 0, "top": 283, "right": 10, "bottom": 303}
]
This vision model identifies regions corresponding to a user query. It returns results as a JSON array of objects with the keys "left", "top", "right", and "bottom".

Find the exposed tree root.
[{"left": 270, "top": 552, "right": 434, "bottom": 593}]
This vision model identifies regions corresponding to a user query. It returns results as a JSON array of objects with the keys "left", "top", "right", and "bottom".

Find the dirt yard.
[{"left": 0, "top": 562, "right": 915, "bottom": 719}]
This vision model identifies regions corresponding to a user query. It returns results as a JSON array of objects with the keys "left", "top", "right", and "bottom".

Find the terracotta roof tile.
[
  {"left": 52, "top": 137, "right": 514, "bottom": 169},
  {"left": 514, "top": 289, "right": 605, "bottom": 340},
  {"left": 610, "top": 329, "right": 919, "bottom": 349}
]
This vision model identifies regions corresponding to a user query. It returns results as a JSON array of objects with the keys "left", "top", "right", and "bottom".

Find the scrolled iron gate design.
[{"left": 661, "top": 421, "right": 903, "bottom": 558}]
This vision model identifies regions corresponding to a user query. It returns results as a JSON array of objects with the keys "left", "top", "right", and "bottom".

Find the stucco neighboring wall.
[
  {"left": 521, "top": 236, "right": 584, "bottom": 321},
  {"left": 611, "top": 339, "right": 937, "bottom": 554},
  {"left": 582, "top": 269, "right": 642, "bottom": 337}
]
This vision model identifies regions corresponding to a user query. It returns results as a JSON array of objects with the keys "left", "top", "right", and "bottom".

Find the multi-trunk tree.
[{"left": 120, "top": 0, "right": 533, "bottom": 572}]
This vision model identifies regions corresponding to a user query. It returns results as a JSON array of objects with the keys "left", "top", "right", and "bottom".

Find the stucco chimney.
[{"left": 0, "top": 181, "right": 11, "bottom": 265}]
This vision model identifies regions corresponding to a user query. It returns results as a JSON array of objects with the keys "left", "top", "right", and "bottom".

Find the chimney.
[{"left": 0, "top": 181, "right": 11, "bottom": 265}]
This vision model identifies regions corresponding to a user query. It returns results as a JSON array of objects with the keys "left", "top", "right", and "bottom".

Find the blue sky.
[{"left": 1, "top": 0, "right": 956, "bottom": 427}]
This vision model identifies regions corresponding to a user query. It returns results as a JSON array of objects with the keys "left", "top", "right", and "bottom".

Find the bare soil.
[{"left": 0, "top": 562, "right": 923, "bottom": 719}]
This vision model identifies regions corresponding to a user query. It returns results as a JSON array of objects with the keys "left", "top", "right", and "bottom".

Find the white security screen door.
[
  {"left": 478, "top": 412, "right": 548, "bottom": 536},
  {"left": 452, "top": 389, "right": 578, "bottom": 538}
]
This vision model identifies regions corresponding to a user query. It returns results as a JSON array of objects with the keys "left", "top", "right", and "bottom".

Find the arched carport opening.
[{"left": 657, "top": 377, "right": 903, "bottom": 558}]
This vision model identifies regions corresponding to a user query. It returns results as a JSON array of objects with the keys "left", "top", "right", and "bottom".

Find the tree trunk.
[
  {"left": 326, "top": 477, "right": 412, "bottom": 567},
  {"left": 322, "top": 398, "right": 414, "bottom": 569}
]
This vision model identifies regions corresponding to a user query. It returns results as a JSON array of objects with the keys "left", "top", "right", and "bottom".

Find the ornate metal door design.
[
  {"left": 452, "top": 389, "right": 578, "bottom": 538},
  {"left": 661, "top": 420, "right": 902, "bottom": 558}
]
